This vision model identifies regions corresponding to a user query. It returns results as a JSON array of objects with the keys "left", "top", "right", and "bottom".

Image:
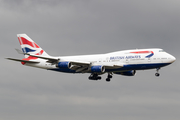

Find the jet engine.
[
  {"left": 91, "top": 65, "right": 105, "bottom": 73},
  {"left": 114, "top": 70, "right": 136, "bottom": 76},
  {"left": 57, "top": 62, "right": 72, "bottom": 69}
]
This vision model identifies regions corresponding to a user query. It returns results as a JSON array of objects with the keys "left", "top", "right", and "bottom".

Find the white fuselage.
[{"left": 24, "top": 48, "right": 176, "bottom": 74}]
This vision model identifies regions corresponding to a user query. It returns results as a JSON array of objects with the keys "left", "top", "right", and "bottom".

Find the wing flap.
[
  {"left": 104, "top": 64, "right": 123, "bottom": 69},
  {"left": 75, "top": 66, "right": 88, "bottom": 72},
  {"left": 71, "top": 61, "right": 90, "bottom": 66},
  {"left": 70, "top": 61, "right": 90, "bottom": 72}
]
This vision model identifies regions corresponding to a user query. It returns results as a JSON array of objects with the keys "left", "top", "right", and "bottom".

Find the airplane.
[{"left": 6, "top": 34, "right": 176, "bottom": 82}]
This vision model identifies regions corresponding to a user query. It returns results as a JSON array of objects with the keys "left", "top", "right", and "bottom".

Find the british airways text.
[{"left": 110, "top": 55, "right": 141, "bottom": 60}]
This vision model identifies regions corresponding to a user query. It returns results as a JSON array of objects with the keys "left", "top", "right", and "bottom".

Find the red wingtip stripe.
[{"left": 21, "top": 62, "right": 26, "bottom": 65}]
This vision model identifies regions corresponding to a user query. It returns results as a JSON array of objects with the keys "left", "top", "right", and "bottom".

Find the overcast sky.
[{"left": 1, "top": 0, "right": 180, "bottom": 120}]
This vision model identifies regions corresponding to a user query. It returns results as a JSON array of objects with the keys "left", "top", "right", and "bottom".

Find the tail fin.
[{"left": 17, "top": 34, "right": 49, "bottom": 58}]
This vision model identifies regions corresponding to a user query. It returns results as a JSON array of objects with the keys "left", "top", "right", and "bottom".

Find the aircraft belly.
[
  {"left": 105, "top": 63, "right": 171, "bottom": 72},
  {"left": 48, "top": 63, "right": 171, "bottom": 73},
  {"left": 48, "top": 68, "right": 77, "bottom": 73}
]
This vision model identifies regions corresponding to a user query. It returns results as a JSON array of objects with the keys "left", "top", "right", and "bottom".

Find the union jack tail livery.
[{"left": 17, "top": 34, "right": 49, "bottom": 58}]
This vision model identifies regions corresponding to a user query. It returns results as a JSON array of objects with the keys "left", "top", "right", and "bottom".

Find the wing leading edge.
[{"left": 6, "top": 58, "right": 40, "bottom": 63}]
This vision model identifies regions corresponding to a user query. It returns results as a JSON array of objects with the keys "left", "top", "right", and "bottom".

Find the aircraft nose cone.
[
  {"left": 171, "top": 55, "right": 176, "bottom": 63},
  {"left": 172, "top": 56, "right": 176, "bottom": 62}
]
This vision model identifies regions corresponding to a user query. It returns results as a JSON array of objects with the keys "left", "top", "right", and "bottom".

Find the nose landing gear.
[
  {"left": 155, "top": 68, "right": 160, "bottom": 77},
  {"left": 155, "top": 73, "right": 160, "bottom": 77},
  {"left": 106, "top": 73, "right": 113, "bottom": 82}
]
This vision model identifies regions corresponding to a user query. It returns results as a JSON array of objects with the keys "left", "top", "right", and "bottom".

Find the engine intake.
[
  {"left": 57, "top": 62, "right": 72, "bottom": 69},
  {"left": 114, "top": 70, "right": 136, "bottom": 76},
  {"left": 91, "top": 65, "right": 105, "bottom": 73}
]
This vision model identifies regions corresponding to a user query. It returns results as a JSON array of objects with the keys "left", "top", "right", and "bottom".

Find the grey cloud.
[{"left": 1, "top": 0, "right": 180, "bottom": 120}]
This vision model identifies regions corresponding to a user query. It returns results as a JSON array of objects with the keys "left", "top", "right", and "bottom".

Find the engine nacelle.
[
  {"left": 57, "top": 62, "right": 72, "bottom": 69},
  {"left": 91, "top": 65, "right": 105, "bottom": 73},
  {"left": 114, "top": 70, "right": 136, "bottom": 76}
]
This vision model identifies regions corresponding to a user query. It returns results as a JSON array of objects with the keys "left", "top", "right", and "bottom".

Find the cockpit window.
[{"left": 159, "top": 50, "right": 165, "bottom": 52}]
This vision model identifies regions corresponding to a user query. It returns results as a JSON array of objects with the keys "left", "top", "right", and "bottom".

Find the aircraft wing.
[
  {"left": 6, "top": 58, "right": 40, "bottom": 63},
  {"left": 23, "top": 54, "right": 91, "bottom": 72},
  {"left": 14, "top": 49, "right": 59, "bottom": 63},
  {"left": 70, "top": 62, "right": 124, "bottom": 72},
  {"left": 23, "top": 54, "right": 124, "bottom": 72}
]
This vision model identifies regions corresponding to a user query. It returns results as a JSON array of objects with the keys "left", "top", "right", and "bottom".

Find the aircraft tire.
[
  {"left": 97, "top": 76, "right": 101, "bottom": 80},
  {"left": 155, "top": 73, "right": 160, "bottom": 77},
  {"left": 106, "top": 78, "right": 110, "bottom": 82}
]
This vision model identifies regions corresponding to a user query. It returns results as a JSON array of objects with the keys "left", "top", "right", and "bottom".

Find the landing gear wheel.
[
  {"left": 155, "top": 68, "right": 160, "bottom": 77},
  {"left": 106, "top": 78, "right": 110, "bottom": 82},
  {"left": 97, "top": 76, "right": 101, "bottom": 80},
  {"left": 106, "top": 73, "right": 112, "bottom": 82},
  {"left": 155, "top": 73, "right": 160, "bottom": 77},
  {"left": 88, "top": 74, "right": 101, "bottom": 80}
]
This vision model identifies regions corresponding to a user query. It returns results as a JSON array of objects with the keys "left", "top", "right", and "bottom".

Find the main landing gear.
[
  {"left": 155, "top": 68, "right": 160, "bottom": 77},
  {"left": 88, "top": 73, "right": 113, "bottom": 82},
  {"left": 89, "top": 73, "right": 101, "bottom": 80}
]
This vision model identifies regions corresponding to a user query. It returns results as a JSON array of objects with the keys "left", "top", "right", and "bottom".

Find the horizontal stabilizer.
[
  {"left": 6, "top": 58, "right": 40, "bottom": 63},
  {"left": 15, "top": 48, "right": 24, "bottom": 54}
]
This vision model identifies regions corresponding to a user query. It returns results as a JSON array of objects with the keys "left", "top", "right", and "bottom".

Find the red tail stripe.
[
  {"left": 36, "top": 50, "right": 44, "bottom": 55},
  {"left": 20, "top": 37, "right": 40, "bottom": 48}
]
